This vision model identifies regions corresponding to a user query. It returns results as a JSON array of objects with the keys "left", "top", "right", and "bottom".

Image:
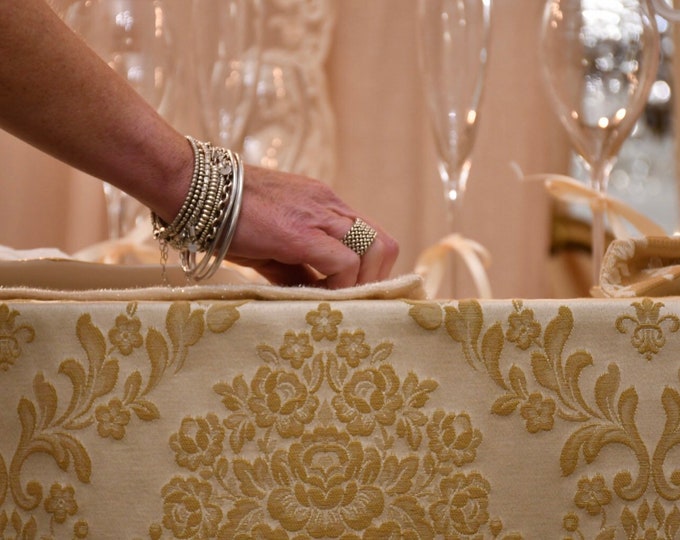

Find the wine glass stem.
[
  {"left": 104, "top": 184, "right": 124, "bottom": 240},
  {"left": 444, "top": 184, "right": 463, "bottom": 298},
  {"left": 446, "top": 194, "right": 462, "bottom": 235},
  {"left": 590, "top": 163, "right": 611, "bottom": 288},
  {"left": 591, "top": 198, "right": 605, "bottom": 287}
]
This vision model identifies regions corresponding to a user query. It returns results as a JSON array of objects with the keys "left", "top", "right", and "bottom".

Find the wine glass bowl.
[
  {"left": 64, "top": 0, "right": 176, "bottom": 119},
  {"left": 242, "top": 54, "right": 309, "bottom": 172},
  {"left": 238, "top": 0, "right": 337, "bottom": 178},
  {"left": 539, "top": 0, "right": 660, "bottom": 284},
  {"left": 62, "top": 0, "right": 178, "bottom": 242},
  {"left": 192, "top": 0, "right": 263, "bottom": 152},
  {"left": 417, "top": 0, "right": 492, "bottom": 218}
]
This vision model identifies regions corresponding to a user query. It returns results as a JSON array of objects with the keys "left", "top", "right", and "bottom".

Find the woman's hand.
[{"left": 226, "top": 165, "right": 399, "bottom": 288}]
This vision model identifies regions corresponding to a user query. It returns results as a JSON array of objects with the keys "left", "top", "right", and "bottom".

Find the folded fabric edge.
[
  {"left": 598, "top": 236, "right": 680, "bottom": 297},
  {"left": 0, "top": 274, "right": 427, "bottom": 302}
]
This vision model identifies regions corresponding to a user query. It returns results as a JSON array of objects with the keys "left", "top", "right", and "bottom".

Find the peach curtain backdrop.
[{"left": 0, "top": 0, "right": 569, "bottom": 299}]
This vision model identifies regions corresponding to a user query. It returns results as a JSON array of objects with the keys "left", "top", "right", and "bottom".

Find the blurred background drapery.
[{"left": 0, "top": 0, "right": 584, "bottom": 298}]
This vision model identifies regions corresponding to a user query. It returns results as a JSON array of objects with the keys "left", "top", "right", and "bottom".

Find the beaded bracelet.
[
  {"left": 151, "top": 136, "right": 244, "bottom": 282},
  {"left": 186, "top": 149, "right": 244, "bottom": 281}
]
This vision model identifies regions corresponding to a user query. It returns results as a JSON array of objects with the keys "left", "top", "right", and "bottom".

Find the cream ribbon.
[
  {"left": 415, "top": 233, "right": 492, "bottom": 299},
  {"left": 524, "top": 173, "right": 667, "bottom": 239}
]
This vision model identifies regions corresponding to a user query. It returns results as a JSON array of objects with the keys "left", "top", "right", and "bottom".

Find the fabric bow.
[
  {"left": 524, "top": 173, "right": 667, "bottom": 239},
  {"left": 415, "top": 233, "right": 492, "bottom": 299}
]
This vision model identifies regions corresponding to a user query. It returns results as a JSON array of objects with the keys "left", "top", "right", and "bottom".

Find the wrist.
[{"left": 154, "top": 136, "right": 195, "bottom": 224}]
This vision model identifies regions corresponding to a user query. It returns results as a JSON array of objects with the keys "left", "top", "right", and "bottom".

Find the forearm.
[
  {"left": 0, "top": 0, "right": 400, "bottom": 287},
  {"left": 0, "top": 0, "right": 190, "bottom": 222}
]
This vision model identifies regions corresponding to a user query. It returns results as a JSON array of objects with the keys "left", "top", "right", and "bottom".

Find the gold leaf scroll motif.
[
  {"left": 408, "top": 298, "right": 680, "bottom": 537},
  {"left": 1, "top": 301, "right": 242, "bottom": 538}
]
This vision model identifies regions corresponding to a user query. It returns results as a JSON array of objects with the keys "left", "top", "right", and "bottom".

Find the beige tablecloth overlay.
[{"left": 2, "top": 281, "right": 680, "bottom": 538}]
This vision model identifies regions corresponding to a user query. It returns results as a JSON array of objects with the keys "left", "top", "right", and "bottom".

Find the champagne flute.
[
  {"left": 62, "top": 0, "right": 177, "bottom": 241},
  {"left": 416, "top": 0, "right": 492, "bottom": 295},
  {"left": 242, "top": 53, "right": 309, "bottom": 172},
  {"left": 540, "top": 0, "right": 660, "bottom": 286},
  {"left": 192, "top": 0, "right": 263, "bottom": 153},
  {"left": 239, "top": 0, "right": 336, "bottom": 176}
]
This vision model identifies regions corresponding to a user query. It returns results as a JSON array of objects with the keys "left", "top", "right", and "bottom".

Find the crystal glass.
[
  {"left": 650, "top": 0, "right": 680, "bottom": 20},
  {"left": 540, "top": 0, "right": 660, "bottom": 286},
  {"left": 240, "top": 0, "right": 337, "bottom": 179},
  {"left": 416, "top": 0, "right": 492, "bottom": 294},
  {"left": 192, "top": 0, "right": 263, "bottom": 152},
  {"left": 243, "top": 54, "right": 308, "bottom": 172},
  {"left": 62, "top": 0, "right": 177, "bottom": 241}
]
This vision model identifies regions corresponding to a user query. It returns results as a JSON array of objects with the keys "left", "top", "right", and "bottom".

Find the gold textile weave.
[{"left": 2, "top": 296, "right": 680, "bottom": 538}]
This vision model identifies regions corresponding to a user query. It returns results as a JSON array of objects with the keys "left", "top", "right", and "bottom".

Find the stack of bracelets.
[{"left": 151, "top": 136, "right": 244, "bottom": 282}]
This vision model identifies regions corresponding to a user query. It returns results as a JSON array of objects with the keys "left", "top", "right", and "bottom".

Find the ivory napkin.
[
  {"left": 594, "top": 236, "right": 680, "bottom": 297},
  {"left": 0, "top": 245, "right": 426, "bottom": 301}
]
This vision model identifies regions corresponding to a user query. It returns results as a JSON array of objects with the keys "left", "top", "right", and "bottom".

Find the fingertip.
[{"left": 380, "top": 235, "right": 400, "bottom": 279}]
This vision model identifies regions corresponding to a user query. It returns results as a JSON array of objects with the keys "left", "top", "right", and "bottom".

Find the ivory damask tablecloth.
[{"left": 2, "top": 285, "right": 680, "bottom": 538}]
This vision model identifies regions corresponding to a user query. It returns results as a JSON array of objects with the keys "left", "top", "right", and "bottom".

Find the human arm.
[{"left": 0, "top": 0, "right": 398, "bottom": 288}]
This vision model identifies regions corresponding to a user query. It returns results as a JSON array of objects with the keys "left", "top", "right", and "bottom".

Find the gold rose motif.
[
  {"left": 336, "top": 330, "right": 371, "bottom": 368},
  {"left": 430, "top": 472, "right": 491, "bottom": 536},
  {"left": 248, "top": 366, "right": 319, "bottom": 437},
  {"left": 161, "top": 477, "right": 222, "bottom": 538},
  {"left": 268, "top": 426, "right": 384, "bottom": 536},
  {"left": 332, "top": 364, "right": 403, "bottom": 436},
  {"left": 170, "top": 414, "right": 225, "bottom": 471},
  {"left": 574, "top": 475, "right": 612, "bottom": 516},
  {"left": 427, "top": 410, "right": 482, "bottom": 466}
]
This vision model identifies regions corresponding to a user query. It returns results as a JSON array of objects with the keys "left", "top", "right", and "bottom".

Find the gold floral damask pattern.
[
  {"left": 7, "top": 296, "right": 680, "bottom": 538},
  {"left": 149, "top": 302, "right": 521, "bottom": 540},
  {"left": 408, "top": 298, "right": 680, "bottom": 539},
  {"left": 0, "top": 303, "right": 34, "bottom": 372},
  {"left": 0, "top": 301, "right": 242, "bottom": 539},
  {"left": 615, "top": 298, "right": 680, "bottom": 361}
]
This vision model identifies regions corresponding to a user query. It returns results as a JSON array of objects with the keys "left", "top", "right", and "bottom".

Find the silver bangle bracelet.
[{"left": 152, "top": 137, "right": 244, "bottom": 283}]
